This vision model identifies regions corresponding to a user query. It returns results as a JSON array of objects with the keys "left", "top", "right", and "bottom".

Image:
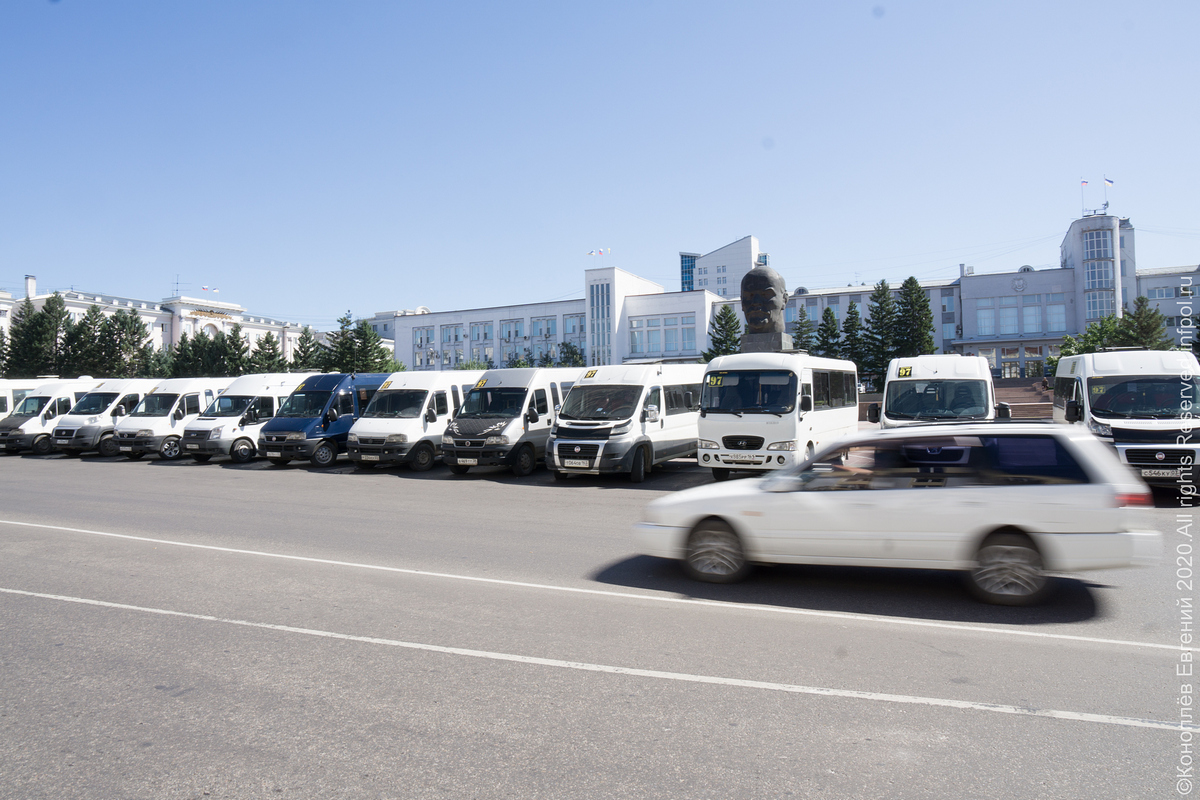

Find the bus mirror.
[
  {"left": 996, "top": 402, "right": 1012, "bottom": 420},
  {"left": 644, "top": 404, "right": 659, "bottom": 424},
  {"left": 867, "top": 403, "right": 880, "bottom": 424},
  {"left": 172, "top": 407, "right": 184, "bottom": 421},
  {"left": 799, "top": 395, "right": 814, "bottom": 413},
  {"left": 327, "top": 407, "right": 340, "bottom": 423},
  {"left": 526, "top": 407, "right": 540, "bottom": 424},
  {"left": 1065, "top": 400, "right": 1082, "bottom": 423},
  {"left": 425, "top": 407, "right": 437, "bottom": 423},
  {"left": 112, "top": 406, "right": 126, "bottom": 418}
]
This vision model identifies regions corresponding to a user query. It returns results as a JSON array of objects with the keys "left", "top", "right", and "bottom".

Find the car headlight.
[
  {"left": 87, "top": 416, "right": 99, "bottom": 424},
  {"left": 1088, "top": 419, "right": 1113, "bottom": 438},
  {"left": 766, "top": 441, "right": 796, "bottom": 451},
  {"left": 485, "top": 435, "right": 510, "bottom": 445},
  {"left": 549, "top": 425, "right": 558, "bottom": 437},
  {"left": 611, "top": 420, "right": 633, "bottom": 434},
  {"left": 348, "top": 433, "right": 359, "bottom": 443},
  {"left": 698, "top": 439, "right": 719, "bottom": 450},
  {"left": 137, "top": 429, "right": 154, "bottom": 437},
  {"left": 441, "top": 434, "right": 455, "bottom": 445},
  {"left": 386, "top": 434, "right": 408, "bottom": 444},
  {"left": 286, "top": 431, "right": 306, "bottom": 441},
  {"left": 209, "top": 427, "right": 224, "bottom": 440}
]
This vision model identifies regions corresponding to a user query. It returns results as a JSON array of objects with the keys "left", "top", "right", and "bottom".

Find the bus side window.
[
  {"left": 451, "top": 385, "right": 461, "bottom": 415},
  {"left": 258, "top": 396, "right": 276, "bottom": 418},
  {"left": 184, "top": 394, "right": 201, "bottom": 416},
  {"left": 550, "top": 383, "right": 560, "bottom": 409},
  {"left": 813, "top": 372, "right": 831, "bottom": 408},
  {"left": 435, "top": 391, "right": 448, "bottom": 416},
  {"left": 534, "top": 388, "right": 548, "bottom": 415}
]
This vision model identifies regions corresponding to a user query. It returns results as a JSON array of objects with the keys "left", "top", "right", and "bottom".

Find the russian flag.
[
  {"left": 1105, "top": 178, "right": 1114, "bottom": 186},
  {"left": 1080, "top": 180, "right": 1088, "bottom": 187}
]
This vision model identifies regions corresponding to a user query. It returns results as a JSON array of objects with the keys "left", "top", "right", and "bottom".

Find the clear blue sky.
[{"left": 2, "top": 0, "right": 1197, "bottom": 329}]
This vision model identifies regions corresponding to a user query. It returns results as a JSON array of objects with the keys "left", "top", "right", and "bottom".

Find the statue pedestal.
[{"left": 740, "top": 332, "right": 794, "bottom": 353}]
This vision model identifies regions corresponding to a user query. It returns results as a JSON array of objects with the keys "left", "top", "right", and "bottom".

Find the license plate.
[
  {"left": 266, "top": 451, "right": 281, "bottom": 458},
  {"left": 55, "top": 439, "right": 70, "bottom": 445},
  {"left": 119, "top": 446, "right": 132, "bottom": 452},
  {"left": 1142, "top": 468, "right": 1181, "bottom": 478},
  {"left": 564, "top": 459, "right": 590, "bottom": 468},
  {"left": 361, "top": 454, "right": 379, "bottom": 462},
  {"left": 458, "top": 458, "right": 478, "bottom": 466},
  {"left": 186, "top": 444, "right": 199, "bottom": 450},
  {"left": 724, "top": 453, "right": 757, "bottom": 462}
]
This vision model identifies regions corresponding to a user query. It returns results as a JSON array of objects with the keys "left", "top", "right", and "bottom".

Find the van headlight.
[
  {"left": 137, "top": 429, "right": 154, "bottom": 438},
  {"left": 209, "top": 427, "right": 224, "bottom": 440},
  {"left": 611, "top": 420, "right": 633, "bottom": 434},
  {"left": 386, "top": 434, "right": 408, "bottom": 444},
  {"left": 348, "top": 433, "right": 358, "bottom": 443},
  {"left": 87, "top": 416, "right": 99, "bottom": 424},
  {"left": 767, "top": 441, "right": 796, "bottom": 451},
  {"left": 441, "top": 434, "right": 455, "bottom": 445},
  {"left": 485, "top": 435, "right": 510, "bottom": 445},
  {"left": 698, "top": 439, "right": 719, "bottom": 450},
  {"left": 286, "top": 431, "right": 306, "bottom": 441},
  {"left": 1088, "top": 419, "right": 1113, "bottom": 438}
]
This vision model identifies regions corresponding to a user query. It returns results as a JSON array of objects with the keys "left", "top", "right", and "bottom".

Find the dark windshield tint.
[
  {"left": 458, "top": 387, "right": 528, "bottom": 418},
  {"left": 69, "top": 393, "right": 119, "bottom": 415},
  {"left": 1088, "top": 375, "right": 1200, "bottom": 419},
  {"left": 363, "top": 390, "right": 428, "bottom": 419},
  {"left": 559, "top": 385, "right": 643, "bottom": 420},
  {"left": 701, "top": 371, "right": 797, "bottom": 413},
  {"left": 132, "top": 394, "right": 179, "bottom": 417},
  {"left": 204, "top": 395, "right": 254, "bottom": 418},
  {"left": 277, "top": 391, "right": 332, "bottom": 418},
  {"left": 13, "top": 396, "right": 50, "bottom": 416},
  {"left": 884, "top": 379, "right": 989, "bottom": 420}
]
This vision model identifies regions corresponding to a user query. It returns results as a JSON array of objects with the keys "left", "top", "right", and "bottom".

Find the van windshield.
[
  {"left": 132, "top": 394, "right": 179, "bottom": 417},
  {"left": 884, "top": 379, "right": 990, "bottom": 420},
  {"left": 13, "top": 396, "right": 50, "bottom": 416},
  {"left": 277, "top": 391, "right": 332, "bottom": 418},
  {"left": 69, "top": 393, "right": 119, "bottom": 415},
  {"left": 1088, "top": 375, "right": 1200, "bottom": 419},
  {"left": 458, "top": 387, "right": 527, "bottom": 418},
  {"left": 560, "top": 385, "right": 643, "bottom": 420},
  {"left": 363, "top": 390, "right": 428, "bottom": 418},
  {"left": 204, "top": 395, "right": 254, "bottom": 418},
  {"left": 701, "top": 371, "right": 797, "bottom": 414}
]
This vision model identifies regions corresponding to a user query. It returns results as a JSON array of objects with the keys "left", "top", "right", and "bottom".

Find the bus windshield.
[
  {"left": 277, "top": 391, "right": 332, "bottom": 418},
  {"left": 701, "top": 371, "right": 797, "bottom": 414},
  {"left": 458, "top": 387, "right": 528, "bottom": 419},
  {"left": 559, "top": 385, "right": 643, "bottom": 421},
  {"left": 203, "top": 395, "right": 255, "bottom": 418},
  {"left": 131, "top": 394, "right": 179, "bottom": 417},
  {"left": 1088, "top": 375, "right": 1200, "bottom": 419},
  {"left": 363, "top": 390, "right": 428, "bottom": 419},
  {"left": 69, "top": 393, "right": 119, "bottom": 415},
  {"left": 12, "top": 396, "right": 50, "bottom": 416},
  {"left": 884, "top": 379, "right": 990, "bottom": 420}
]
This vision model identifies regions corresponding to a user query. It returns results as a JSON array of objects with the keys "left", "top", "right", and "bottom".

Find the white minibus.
[
  {"left": 868, "top": 354, "right": 1008, "bottom": 427},
  {"left": 183, "top": 373, "right": 317, "bottom": 463},
  {"left": 0, "top": 380, "right": 42, "bottom": 419},
  {"left": 52, "top": 378, "right": 158, "bottom": 456},
  {"left": 0, "top": 378, "right": 101, "bottom": 454},
  {"left": 698, "top": 352, "right": 859, "bottom": 481},
  {"left": 114, "top": 377, "right": 235, "bottom": 460}
]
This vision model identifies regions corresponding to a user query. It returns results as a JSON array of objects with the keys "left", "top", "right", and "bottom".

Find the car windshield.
[
  {"left": 12, "top": 395, "right": 50, "bottom": 416},
  {"left": 277, "top": 391, "right": 332, "bottom": 418},
  {"left": 701, "top": 370, "right": 797, "bottom": 414},
  {"left": 884, "top": 379, "right": 990, "bottom": 420},
  {"left": 131, "top": 394, "right": 179, "bottom": 417},
  {"left": 363, "top": 389, "right": 428, "bottom": 418},
  {"left": 559, "top": 385, "right": 642, "bottom": 420},
  {"left": 203, "top": 395, "right": 254, "bottom": 418},
  {"left": 458, "top": 387, "right": 528, "bottom": 418},
  {"left": 69, "top": 393, "right": 119, "bottom": 415},
  {"left": 1088, "top": 375, "right": 1200, "bottom": 419}
]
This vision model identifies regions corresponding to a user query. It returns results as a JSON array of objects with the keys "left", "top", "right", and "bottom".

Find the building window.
[
  {"left": 977, "top": 347, "right": 997, "bottom": 368},
  {"left": 999, "top": 306, "right": 1018, "bottom": 335},
  {"left": 1085, "top": 291, "right": 1114, "bottom": 319},
  {"left": 1084, "top": 229, "right": 1113, "bottom": 259},
  {"left": 564, "top": 314, "right": 584, "bottom": 335},
  {"left": 664, "top": 328, "right": 679, "bottom": 351},
  {"left": 1023, "top": 305, "right": 1041, "bottom": 333},
  {"left": 532, "top": 317, "right": 557, "bottom": 337},
  {"left": 941, "top": 295, "right": 955, "bottom": 314},
  {"left": 1047, "top": 303, "right": 1067, "bottom": 332},
  {"left": 470, "top": 322, "right": 493, "bottom": 341},
  {"left": 500, "top": 319, "right": 524, "bottom": 341},
  {"left": 681, "top": 315, "right": 696, "bottom": 351},
  {"left": 976, "top": 298, "right": 995, "bottom": 336},
  {"left": 942, "top": 322, "right": 956, "bottom": 342},
  {"left": 1085, "top": 260, "right": 1114, "bottom": 290}
]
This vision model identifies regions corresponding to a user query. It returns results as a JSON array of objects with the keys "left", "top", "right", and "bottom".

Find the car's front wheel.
[
  {"left": 230, "top": 438, "right": 256, "bottom": 464},
  {"left": 410, "top": 442, "right": 435, "bottom": 472},
  {"left": 310, "top": 441, "right": 337, "bottom": 468},
  {"left": 711, "top": 468, "right": 732, "bottom": 482},
  {"left": 682, "top": 519, "right": 751, "bottom": 584},
  {"left": 159, "top": 436, "right": 182, "bottom": 460},
  {"left": 966, "top": 532, "right": 1052, "bottom": 606}
]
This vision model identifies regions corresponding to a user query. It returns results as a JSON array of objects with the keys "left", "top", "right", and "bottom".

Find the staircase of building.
[{"left": 993, "top": 377, "right": 1052, "bottom": 419}]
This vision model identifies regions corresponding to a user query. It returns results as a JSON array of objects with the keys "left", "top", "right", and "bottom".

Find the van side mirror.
[
  {"left": 526, "top": 407, "right": 540, "bottom": 424},
  {"left": 112, "top": 406, "right": 126, "bottom": 418},
  {"left": 425, "top": 407, "right": 437, "bottom": 423},
  {"left": 799, "top": 395, "right": 814, "bottom": 413},
  {"left": 1065, "top": 400, "right": 1082, "bottom": 423},
  {"left": 642, "top": 404, "right": 659, "bottom": 423},
  {"left": 996, "top": 402, "right": 1012, "bottom": 420},
  {"left": 242, "top": 409, "right": 258, "bottom": 425},
  {"left": 43, "top": 407, "right": 56, "bottom": 421},
  {"left": 173, "top": 408, "right": 184, "bottom": 421},
  {"left": 327, "top": 407, "right": 340, "bottom": 423},
  {"left": 867, "top": 403, "right": 880, "bottom": 424}
]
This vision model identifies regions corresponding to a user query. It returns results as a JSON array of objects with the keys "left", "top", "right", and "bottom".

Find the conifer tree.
[
  {"left": 320, "top": 312, "right": 358, "bottom": 372},
  {"left": 894, "top": 276, "right": 935, "bottom": 358},
  {"left": 840, "top": 301, "right": 869, "bottom": 368},
  {"left": 248, "top": 332, "right": 288, "bottom": 373},
  {"left": 557, "top": 342, "right": 585, "bottom": 367},
  {"left": 101, "top": 309, "right": 153, "bottom": 378},
  {"left": 222, "top": 323, "right": 251, "bottom": 376},
  {"left": 6, "top": 298, "right": 47, "bottom": 378},
  {"left": 702, "top": 305, "right": 742, "bottom": 361},
  {"left": 62, "top": 305, "right": 109, "bottom": 377},
  {"left": 814, "top": 307, "right": 842, "bottom": 358},
  {"left": 864, "top": 280, "right": 897, "bottom": 391},
  {"left": 791, "top": 307, "right": 816, "bottom": 352},
  {"left": 350, "top": 319, "right": 395, "bottom": 372},
  {"left": 0, "top": 327, "right": 7, "bottom": 378},
  {"left": 291, "top": 326, "right": 323, "bottom": 371},
  {"left": 1119, "top": 296, "right": 1174, "bottom": 350}
]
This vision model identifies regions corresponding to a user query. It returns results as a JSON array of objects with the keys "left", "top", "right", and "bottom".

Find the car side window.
[
  {"left": 56, "top": 398, "right": 72, "bottom": 415},
  {"left": 184, "top": 394, "right": 200, "bottom": 415},
  {"left": 257, "top": 396, "right": 275, "bottom": 418},
  {"left": 646, "top": 387, "right": 661, "bottom": 414},
  {"left": 119, "top": 393, "right": 140, "bottom": 412},
  {"left": 975, "top": 435, "right": 1090, "bottom": 484},
  {"left": 338, "top": 392, "right": 354, "bottom": 417},
  {"left": 434, "top": 391, "right": 448, "bottom": 416},
  {"left": 451, "top": 385, "right": 461, "bottom": 415},
  {"left": 534, "top": 388, "right": 548, "bottom": 415}
]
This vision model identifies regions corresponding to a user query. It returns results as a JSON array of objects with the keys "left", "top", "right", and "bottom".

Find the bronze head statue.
[{"left": 741, "top": 264, "right": 787, "bottom": 334}]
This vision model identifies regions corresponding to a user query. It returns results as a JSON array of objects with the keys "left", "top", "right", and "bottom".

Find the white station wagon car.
[{"left": 633, "top": 423, "right": 1161, "bottom": 605}]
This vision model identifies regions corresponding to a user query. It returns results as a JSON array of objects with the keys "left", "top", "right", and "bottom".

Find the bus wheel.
[{"left": 712, "top": 468, "right": 732, "bottom": 482}]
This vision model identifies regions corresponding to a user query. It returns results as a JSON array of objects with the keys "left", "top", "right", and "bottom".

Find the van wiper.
[
  {"left": 737, "top": 407, "right": 783, "bottom": 417},
  {"left": 704, "top": 408, "right": 742, "bottom": 417}
]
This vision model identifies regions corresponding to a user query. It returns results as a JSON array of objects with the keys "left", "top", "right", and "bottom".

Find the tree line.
[{"left": 0, "top": 295, "right": 403, "bottom": 380}]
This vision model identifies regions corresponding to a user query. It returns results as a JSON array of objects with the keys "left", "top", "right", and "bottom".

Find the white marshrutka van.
[
  {"left": 442, "top": 367, "right": 585, "bottom": 477},
  {"left": 0, "top": 378, "right": 102, "bottom": 455},
  {"left": 868, "top": 354, "right": 1008, "bottom": 427},
  {"left": 546, "top": 363, "right": 706, "bottom": 482},
  {"left": 114, "top": 377, "right": 235, "bottom": 460},
  {"left": 0, "top": 380, "right": 42, "bottom": 419},
  {"left": 698, "top": 352, "right": 859, "bottom": 481},
  {"left": 183, "top": 373, "right": 317, "bottom": 463},
  {"left": 1054, "top": 349, "right": 1200, "bottom": 487},
  {"left": 347, "top": 370, "right": 485, "bottom": 470},
  {"left": 51, "top": 378, "right": 159, "bottom": 456}
]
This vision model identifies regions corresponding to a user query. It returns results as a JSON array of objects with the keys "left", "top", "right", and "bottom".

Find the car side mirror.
[
  {"left": 867, "top": 403, "right": 880, "bottom": 424},
  {"left": 112, "top": 406, "right": 126, "bottom": 417},
  {"left": 425, "top": 407, "right": 437, "bottom": 423},
  {"left": 241, "top": 410, "right": 258, "bottom": 425},
  {"left": 996, "top": 402, "right": 1011, "bottom": 420},
  {"left": 327, "top": 407, "right": 340, "bottom": 423},
  {"left": 526, "top": 407, "right": 540, "bottom": 424},
  {"left": 799, "top": 394, "right": 814, "bottom": 413},
  {"left": 643, "top": 404, "right": 659, "bottom": 423},
  {"left": 173, "top": 408, "right": 184, "bottom": 421},
  {"left": 1065, "top": 400, "right": 1081, "bottom": 423},
  {"left": 43, "top": 408, "right": 56, "bottom": 421}
]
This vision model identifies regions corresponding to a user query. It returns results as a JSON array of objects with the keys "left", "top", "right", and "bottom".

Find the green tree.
[
  {"left": 248, "top": 332, "right": 288, "bottom": 373},
  {"left": 350, "top": 319, "right": 396, "bottom": 372},
  {"left": 456, "top": 359, "right": 492, "bottom": 370},
  {"left": 814, "top": 307, "right": 841, "bottom": 358},
  {"left": 1046, "top": 316, "right": 1123, "bottom": 375},
  {"left": 40, "top": 293, "right": 74, "bottom": 376},
  {"left": 791, "top": 307, "right": 816, "bottom": 352},
  {"left": 291, "top": 326, "right": 323, "bottom": 371},
  {"left": 893, "top": 276, "right": 936, "bottom": 358},
  {"left": 0, "top": 327, "right": 7, "bottom": 377},
  {"left": 864, "top": 280, "right": 897, "bottom": 390},
  {"left": 141, "top": 347, "right": 173, "bottom": 378},
  {"left": 1119, "top": 296, "right": 1174, "bottom": 350},
  {"left": 702, "top": 305, "right": 742, "bottom": 361},
  {"left": 6, "top": 297, "right": 48, "bottom": 378},
  {"left": 62, "top": 305, "right": 109, "bottom": 377},
  {"left": 505, "top": 348, "right": 533, "bottom": 369},
  {"left": 840, "top": 301, "right": 868, "bottom": 368},
  {"left": 320, "top": 312, "right": 358, "bottom": 372},
  {"left": 222, "top": 323, "right": 251, "bottom": 376},
  {"left": 101, "top": 309, "right": 154, "bottom": 378},
  {"left": 536, "top": 350, "right": 555, "bottom": 367},
  {"left": 556, "top": 341, "right": 585, "bottom": 367}
]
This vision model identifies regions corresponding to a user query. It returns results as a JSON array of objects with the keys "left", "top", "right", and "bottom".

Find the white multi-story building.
[{"left": 680, "top": 235, "right": 764, "bottom": 299}]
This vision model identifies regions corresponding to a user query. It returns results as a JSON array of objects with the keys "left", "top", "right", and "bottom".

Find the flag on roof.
[
  {"left": 1104, "top": 177, "right": 1114, "bottom": 186},
  {"left": 202, "top": 285, "right": 209, "bottom": 291},
  {"left": 1080, "top": 179, "right": 1088, "bottom": 187}
]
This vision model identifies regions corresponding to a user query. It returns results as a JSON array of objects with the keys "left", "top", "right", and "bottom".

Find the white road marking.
[
  {"left": 0, "top": 517, "right": 1186, "bottom": 653},
  {"left": 0, "top": 585, "right": 1190, "bottom": 733}
]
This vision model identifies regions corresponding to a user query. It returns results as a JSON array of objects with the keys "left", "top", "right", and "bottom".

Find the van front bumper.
[
  {"left": 443, "top": 443, "right": 516, "bottom": 467},
  {"left": 258, "top": 436, "right": 321, "bottom": 460},
  {"left": 348, "top": 440, "right": 413, "bottom": 465},
  {"left": 698, "top": 450, "right": 793, "bottom": 471},
  {"left": 183, "top": 437, "right": 229, "bottom": 456},
  {"left": 53, "top": 426, "right": 102, "bottom": 451},
  {"left": 547, "top": 438, "right": 636, "bottom": 475},
  {"left": 116, "top": 432, "right": 168, "bottom": 455},
  {"left": 0, "top": 430, "right": 35, "bottom": 451}
]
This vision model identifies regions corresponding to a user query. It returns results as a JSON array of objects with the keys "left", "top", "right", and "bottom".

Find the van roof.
[
  {"left": 706, "top": 352, "right": 856, "bottom": 371},
  {"left": 474, "top": 367, "right": 585, "bottom": 388},
  {"left": 291, "top": 373, "right": 390, "bottom": 392},
  {"left": 218, "top": 372, "right": 317, "bottom": 394},
  {"left": 376, "top": 370, "right": 486, "bottom": 390},
  {"left": 1058, "top": 350, "right": 1199, "bottom": 377},
  {"left": 576, "top": 364, "right": 706, "bottom": 386},
  {"left": 888, "top": 354, "right": 991, "bottom": 380}
]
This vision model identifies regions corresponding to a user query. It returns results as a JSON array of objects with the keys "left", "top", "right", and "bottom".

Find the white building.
[{"left": 680, "top": 235, "right": 764, "bottom": 299}]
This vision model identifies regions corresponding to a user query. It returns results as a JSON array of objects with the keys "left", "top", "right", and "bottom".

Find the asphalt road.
[{"left": 0, "top": 451, "right": 1188, "bottom": 799}]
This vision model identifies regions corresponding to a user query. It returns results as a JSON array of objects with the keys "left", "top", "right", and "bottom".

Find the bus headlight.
[
  {"left": 209, "top": 427, "right": 224, "bottom": 440},
  {"left": 386, "top": 434, "right": 408, "bottom": 444},
  {"left": 1087, "top": 419, "right": 1113, "bottom": 438},
  {"left": 698, "top": 439, "right": 719, "bottom": 450},
  {"left": 286, "top": 431, "right": 306, "bottom": 441},
  {"left": 766, "top": 441, "right": 796, "bottom": 451},
  {"left": 441, "top": 434, "right": 454, "bottom": 445},
  {"left": 485, "top": 435, "right": 510, "bottom": 445}
]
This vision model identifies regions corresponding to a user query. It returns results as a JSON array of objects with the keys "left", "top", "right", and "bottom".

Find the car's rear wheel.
[
  {"left": 683, "top": 519, "right": 751, "bottom": 583},
  {"left": 966, "top": 532, "right": 1052, "bottom": 606},
  {"left": 511, "top": 445, "right": 535, "bottom": 477},
  {"left": 711, "top": 468, "right": 732, "bottom": 482},
  {"left": 31, "top": 435, "right": 53, "bottom": 456}
]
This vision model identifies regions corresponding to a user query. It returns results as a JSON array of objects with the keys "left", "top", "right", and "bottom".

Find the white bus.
[
  {"left": 1054, "top": 348, "right": 1200, "bottom": 488},
  {"left": 698, "top": 352, "right": 859, "bottom": 481},
  {"left": 868, "top": 354, "right": 1008, "bottom": 427}
]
